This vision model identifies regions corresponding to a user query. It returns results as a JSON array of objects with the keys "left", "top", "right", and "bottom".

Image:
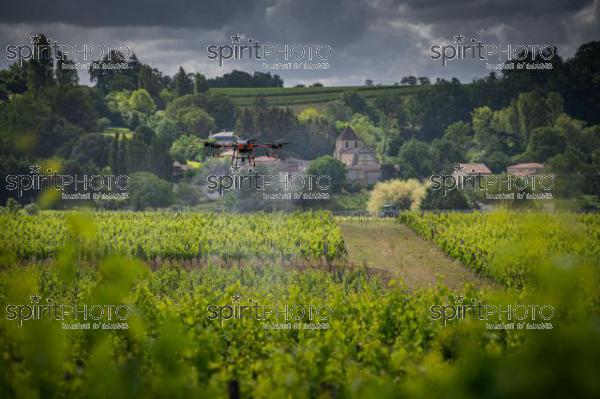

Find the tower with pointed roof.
[{"left": 334, "top": 127, "right": 381, "bottom": 185}]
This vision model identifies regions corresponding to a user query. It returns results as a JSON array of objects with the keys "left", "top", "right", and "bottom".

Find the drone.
[{"left": 204, "top": 139, "right": 289, "bottom": 167}]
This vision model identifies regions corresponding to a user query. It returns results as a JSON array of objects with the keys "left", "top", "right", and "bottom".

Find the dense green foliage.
[
  {"left": 306, "top": 156, "right": 347, "bottom": 193},
  {"left": 0, "top": 261, "right": 444, "bottom": 398},
  {"left": 0, "top": 211, "right": 599, "bottom": 398},
  {"left": 0, "top": 211, "right": 346, "bottom": 263}
]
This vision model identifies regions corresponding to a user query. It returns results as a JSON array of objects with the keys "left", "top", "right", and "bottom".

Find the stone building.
[{"left": 333, "top": 127, "right": 381, "bottom": 185}]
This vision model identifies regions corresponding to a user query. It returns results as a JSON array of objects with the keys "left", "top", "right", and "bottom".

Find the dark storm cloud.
[
  {"left": 0, "top": 0, "right": 272, "bottom": 28},
  {"left": 386, "top": 0, "right": 591, "bottom": 21},
  {"left": 0, "top": 0, "right": 591, "bottom": 27},
  {"left": 0, "top": 0, "right": 598, "bottom": 85}
]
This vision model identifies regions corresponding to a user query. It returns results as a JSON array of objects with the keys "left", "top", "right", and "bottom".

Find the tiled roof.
[
  {"left": 457, "top": 163, "right": 492, "bottom": 174},
  {"left": 338, "top": 126, "right": 360, "bottom": 141},
  {"left": 507, "top": 163, "right": 544, "bottom": 169}
]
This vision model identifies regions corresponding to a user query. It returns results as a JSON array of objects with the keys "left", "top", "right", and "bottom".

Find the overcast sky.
[{"left": 0, "top": 0, "right": 598, "bottom": 86}]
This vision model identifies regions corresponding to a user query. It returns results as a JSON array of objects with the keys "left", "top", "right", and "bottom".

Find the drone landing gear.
[{"left": 232, "top": 154, "right": 255, "bottom": 168}]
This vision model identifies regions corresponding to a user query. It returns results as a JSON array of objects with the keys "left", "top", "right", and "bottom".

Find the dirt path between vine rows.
[{"left": 339, "top": 222, "right": 495, "bottom": 290}]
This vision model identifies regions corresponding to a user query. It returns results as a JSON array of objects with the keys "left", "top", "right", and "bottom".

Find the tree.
[
  {"left": 0, "top": 63, "right": 28, "bottom": 97},
  {"left": 55, "top": 51, "right": 79, "bottom": 86},
  {"left": 129, "top": 172, "right": 173, "bottom": 210},
  {"left": 413, "top": 78, "right": 471, "bottom": 140},
  {"left": 563, "top": 41, "right": 600, "bottom": 124},
  {"left": 297, "top": 107, "right": 324, "bottom": 123},
  {"left": 155, "top": 117, "right": 182, "bottom": 141},
  {"left": 46, "top": 86, "right": 100, "bottom": 131},
  {"left": 89, "top": 50, "right": 137, "bottom": 93},
  {"left": 326, "top": 100, "right": 352, "bottom": 121},
  {"left": 306, "top": 155, "right": 346, "bottom": 193},
  {"left": 129, "top": 88, "right": 156, "bottom": 115},
  {"left": 138, "top": 64, "right": 170, "bottom": 103},
  {"left": 194, "top": 73, "right": 209, "bottom": 93},
  {"left": 526, "top": 127, "right": 566, "bottom": 161},
  {"left": 346, "top": 114, "right": 381, "bottom": 148},
  {"left": 516, "top": 92, "right": 552, "bottom": 139},
  {"left": 169, "top": 135, "right": 204, "bottom": 162},
  {"left": 364, "top": 79, "right": 374, "bottom": 86},
  {"left": 366, "top": 179, "right": 426, "bottom": 213},
  {"left": 373, "top": 92, "right": 405, "bottom": 120},
  {"left": 149, "top": 132, "right": 174, "bottom": 180},
  {"left": 397, "top": 139, "right": 435, "bottom": 179},
  {"left": 235, "top": 108, "right": 257, "bottom": 135},
  {"left": 69, "top": 133, "right": 113, "bottom": 168},
  {"left": 420, "top": 186, "right": 472, "bottom": 210},
  {"left": 165, "top": 92, "right": 236, "bottom": 130},
  {"left": 418, "top": 77, "right": 431, "bottom": 85},
  {"left": 341, "top": 91, "right": 370, "bottom": 116},
  {"left": 126, "top": 131, "right": 151, "bottom": 173},
  {"left": 27, "top": 34, "right": 55, "bottom": 92},
  {"left": 205, "top": 70, "right": 283, "bottom": 88},
  {"left": 108, "top": 132, "right": 124, "bottom": 175},
  {"left": 173, "top": 67, "right": 193, "bottom": 97},
  {"left": 175, "top": 107, "right": 216, "bottom": 137},
  {"left": 135, "top": 125, "right": 156, "bottom": 145},
  {"left": 432, "top": 123, "right": 470, "bottom": 172}
]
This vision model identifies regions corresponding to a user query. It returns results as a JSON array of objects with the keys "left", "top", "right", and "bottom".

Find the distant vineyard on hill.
[{"left": 210, "top": 85, "right": 425, "bottom": 108}]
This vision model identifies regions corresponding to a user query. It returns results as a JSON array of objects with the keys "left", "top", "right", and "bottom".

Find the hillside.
[{"left": 210, "top": 84, "right": 424, "bottom": 109}]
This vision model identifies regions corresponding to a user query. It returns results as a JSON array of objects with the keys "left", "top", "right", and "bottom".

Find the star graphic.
[
  {"left": 29, "top": 34, "right": 42, "bottom": 44},
  {"left": 471, "top": 37, "right": 478, "bottom": 43},
  {"left": 231, "top": 293, "right": 242, "bottom": 303},
  {"left": 30, "top": 294, "right": 41, "bottom": 304},
  {"left": 231, "top": 165, "right": 241, "bottom": 174},
  {"left": 453, "top": 294, "right": 465, "bottom": 303},
  {"left": 30, "top": 164, "right": 41, "bottom": 174},
  {"left": 453, "top": 34, "right": 465, "bottom": 43},
  {"left": 453, "top": 164, "right": 464, "bottom": 173},
  {"left": 231, "top": 34, "right": 241, "bottom": 44}
]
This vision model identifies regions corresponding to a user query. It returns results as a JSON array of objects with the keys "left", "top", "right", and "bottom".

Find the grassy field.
[
  {"left": 339, "top": 220, "right": 493, "bottom": 290},
  {"left": 210, "top": 85, "right": 424, "bottom": 109}
]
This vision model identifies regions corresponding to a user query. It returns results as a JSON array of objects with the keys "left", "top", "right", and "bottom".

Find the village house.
[
  {"left": 452, "top": 163, "right": 492, "bottom": 179},
  {"left": 208, "top": 131, "right": 241, "bottom": 145},
  {"left": 333, "top": 127, "right": 381, "bottom": 185},
  {"left": 506, "top": 162, "right": 545, "bottom": 176},
  {"left": 254, "top": 156, "right": 310, "bottom": 179}
]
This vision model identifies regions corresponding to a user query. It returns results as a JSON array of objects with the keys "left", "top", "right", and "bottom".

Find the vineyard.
[
  {"left": 399, "top": 211, "right": 600, "bottom": 288},
  {"left": 0, "top": 210, "right": 599, "bottom": 398},
  {"left": 1, "top": 258, "right": 599, "bottom": 398},
  {"left": 0, "top": 211, "right": 346, "bottom": 264},
  {"left": 210, "top": 85, "right": 423, "bottom": 108}
]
